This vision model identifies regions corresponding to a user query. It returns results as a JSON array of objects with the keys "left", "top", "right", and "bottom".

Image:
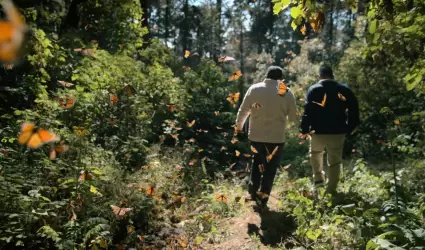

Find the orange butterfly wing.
[
  {"left": 37, "top": 129, "right": 60, "bottom": 144},
  {"left": 110, "top": 94, "right": 119, "bottom": 105},
  {"left": 26, "top": 133, "right": 43, "bottom": 149},
  {"left": 0, "top": 0, "right": 26, "bottom": 62},
  {"left": 18, "top": 122, "right": 35, "bottom": 145},
  {"left": 110, "top": 205, "right": 120, "bottom": 215},
  {"left": 0, "top": 22, "right": 14, "bottom": 41}
]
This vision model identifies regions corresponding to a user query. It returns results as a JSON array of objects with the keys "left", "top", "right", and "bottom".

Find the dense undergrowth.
[{"left": 0, "top": 0, "right": 425, "bottom": 249}]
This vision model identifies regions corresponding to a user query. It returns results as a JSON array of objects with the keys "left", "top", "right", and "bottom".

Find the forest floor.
[{"left": 200, "top": 190, "right": 296, "bottom": 250}]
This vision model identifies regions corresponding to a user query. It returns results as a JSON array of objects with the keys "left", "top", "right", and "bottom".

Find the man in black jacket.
[{"left": 300, "top": 65, "right": 360, "bottom": 194}]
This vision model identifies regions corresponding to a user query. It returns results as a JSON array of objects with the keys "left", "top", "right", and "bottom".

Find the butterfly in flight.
[
  {"left": 0, "top": 0, "right": 27, "bottom": 63},
  {"left": 218, "top": 56, "right": 236, "bottom": 63},
  {"left": 258, "top": 164, "right": 265, "bottom": 173},
  {"left": 337, "top": 92, "right": 346, "bottom": 101},
  {"left": 312, "top": 93, "right": 327, "bottom": 107},
  {"left": 145, "top": 186, "right": 155, "bottom": 197},
  {"left": 184, "top": 50, "right": 190, "bottom": 58},
  {"left": 266, "top": 146, "right": 279, "bottom": 163},
  {"left": 121, "top": 85, "right": 136, "bottom": 95},
  {"left": 57, "top": 81, "right": 74, "bottom": 87},
  {"left": 55, "top": 95, "right": 76, "bottom": 109},
  {"left": 18, "top": 122, "right": 60, "bottom": 149},
  {"left": 49, "top": 141, "right": 69, "bottom": 160},
  {"left": 187, "top": 120, "right": 195, "bottom": 127},
  {"left": 215, "top": 193, "right": 228, "bottom": 202},
  {"left": 229, "top": 70, "right": 242, "bottom": 81},
  {"left": 110, "top": 205, "right": 132, "bottom": 216},
  {"left": 110, "top": 94, "right": 119, "bottom": 105}
]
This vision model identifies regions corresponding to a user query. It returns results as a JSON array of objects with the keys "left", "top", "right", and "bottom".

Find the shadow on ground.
[{"left": 247, "top": 209, "right": 296, "bottom": 247}]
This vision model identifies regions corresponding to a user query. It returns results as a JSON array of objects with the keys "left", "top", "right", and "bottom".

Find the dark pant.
[{"left": 248, "top": 141, "right": 285, "bottom": 203}]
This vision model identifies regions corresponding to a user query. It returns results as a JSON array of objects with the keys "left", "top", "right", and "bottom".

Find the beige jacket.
[{"left": 235, "top": 79, "right": 298, "bottom": 143}]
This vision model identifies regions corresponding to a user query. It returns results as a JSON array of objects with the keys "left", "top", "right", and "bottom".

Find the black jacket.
[{"left": 300, "top": 80, "right": 360, "bottom": 135}]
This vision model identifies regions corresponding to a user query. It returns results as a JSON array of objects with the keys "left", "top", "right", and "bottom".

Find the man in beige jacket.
[{"left": 235, "top": 66, "right": 298, "bottom": 208}]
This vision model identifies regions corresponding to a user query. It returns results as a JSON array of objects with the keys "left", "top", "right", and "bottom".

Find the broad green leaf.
[
  {"left": 40, "top": 196, "right": 51, "bottom": 202},
  {"left": 91, "top": 169, "right": 103, "bottom": 175},
  {"left": 406, "top": 75, "right": 422, "bottom": 91},
  {"left": 369, "top": 19, "right": 377, "bottom": 34},
  {"left": 306, "top": 229, "right": 318, "bottom": 240},
  {"left": 273, "top": 0, "right": 290, "bottom": 14},
  {"left": 367, "top": 8, "right": 376, "bottom": 18},
  {"left": 373, "top": 33, "right": 380, "bottom": 44},
  {"left": 291, "top": 21, "right": 297, "bottom": 31},
  {"left": 290, "top": 6, "right": 302, "bottom": 19}
]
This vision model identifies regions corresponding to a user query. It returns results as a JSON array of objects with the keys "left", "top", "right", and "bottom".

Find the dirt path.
[{"left": 200, "top": 193, "right": 296, "bottom": 250}]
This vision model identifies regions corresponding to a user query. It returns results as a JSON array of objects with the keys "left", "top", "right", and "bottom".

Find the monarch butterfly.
[
  {"left": 300, "top": 24, "right": 307, "bottom": 36},
  {"left": 250, "top": 145, "right": 258, "bottom": 153},
  {"left": 251, "top": 102, "right": 263, "bottom": 109},
  {"left": 74, "top": 48, "right": 95, "bottom": 57},
  {"left": 18, "top": 122, "right": 60, "bottom": 149},
  {"left": 110, "top": 205, "right": 132, "bottom": 216},
  {"left": 57, "top": 81, "right": 74, "bottom": 87},
  {"left": 3, "top": 63, "right": 13, "bottom": 69},
  {"left": 226, "top": 92, "right": 240, "bottom": 104},
  {"left": 218, "top": 56, "right": 236, "bottom": 62},
  {"left": 184, "top": 50, "right": 190, "bottom": 58},
  {"left": 146, "top": 186, "right": 155, "bottom": 197},
  {"left": 235, "top": 150, "right": 240, "bottom": 157},
  {"left": 185, "top": 138, "right": 195, "bottom": 143},
  {"left": 78, "top": 170, "right": 93, "bottom": 181},
  {"left": 107, "top": 118, "right": 117, "bottom": 125},
  {"left": 231, "top": 137, "right": 238, "bottom": 144},
  {"left": 0, "top": 0, "right": 27, "bottom": 63},
  {"left": 168, "top": 105, "right": 176, "bottom": 112},
  {"left": 49, "top": 141, "right": 69, "bottom": 160},
  {"left": 258, "top": 164, "right": 264, "bottom": 173},
  {"left": 229, "top": 70, "right": 242, "bottom": 81},
  {"left": 121, "top": 85, "right": 136, "bottom": 95},
  {"left": 337, "top": 92, "right": 346, "bottom": 101},
  {"left": 277, "top": 81, "right": 287, "bottom": 96},
  {"left": 243, "top": 153, "right": 251, "bottom": 158},
  {"left": 266, "top": 146, "right": 279, "bottom": 163},
  {"left": 256, "top": 191, "right": 269, "bottom": 199},
  {"left": 55, "top": 95, "right": 76, "bottom": 109},
  {"left": 313, "top": 93, "right": 327, "bottom": 107},
  {"left": 187, "top": 120, "right": 195, "bottom": 127},
  {"left": 215, "top": 193, "right": 228, "bottom": 202},
  {"left": 214, "top": 111, "right": 219, "bottom": 116},
  {"left": 183, "top": 66, "right": 191, "bottom": 70},
  {"left": 110, "top": 94, "right": 119, "bottom": 105},
  {"left": 282, "top": 164, "right": 291, "bottom": 169}
]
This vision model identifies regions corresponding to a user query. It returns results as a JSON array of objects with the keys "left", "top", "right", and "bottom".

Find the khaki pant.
[{"left": 309, "top": 134, "right": 345, "bottom": 194}]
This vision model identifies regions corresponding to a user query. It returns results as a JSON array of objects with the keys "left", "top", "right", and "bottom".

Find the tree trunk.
[
  {"left": 216, "top": 0, "right": 222, "bottom": 58},
  {"left": 165, "top": 0, "right": 170, "bottom": 45},
  {"left": 182, "top": 0, "right": 189, "bottom": 51},
  {"left": 141, "top": 0, "right": 150, "bottom": 43}
]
